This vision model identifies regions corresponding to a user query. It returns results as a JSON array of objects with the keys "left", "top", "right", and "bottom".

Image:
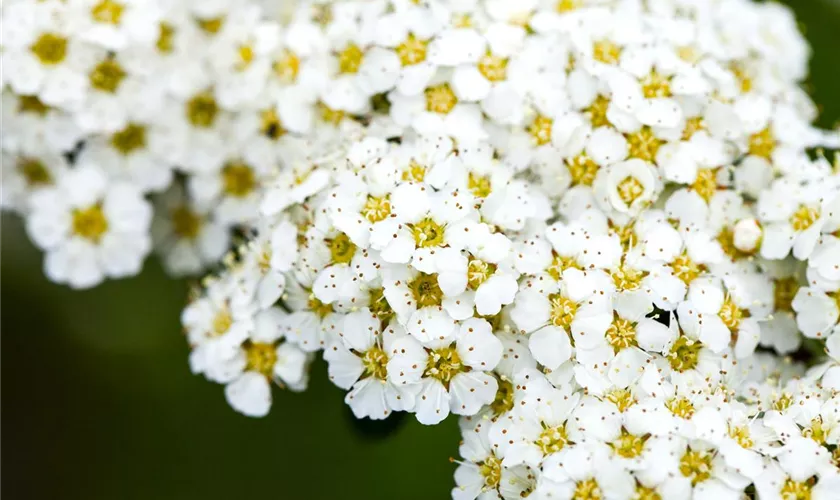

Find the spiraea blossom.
[{"left": 4, "top": 0, "right": 840, "bottom": 498}]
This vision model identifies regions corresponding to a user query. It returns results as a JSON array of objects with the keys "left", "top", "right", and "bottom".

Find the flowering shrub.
[{"left": 4, "top": 0, "right": 840, "bottom": 498}]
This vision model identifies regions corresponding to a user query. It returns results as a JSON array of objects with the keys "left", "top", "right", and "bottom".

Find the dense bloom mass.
[{"left": 3, "top": 0, "right": 840, "bottom": 498}]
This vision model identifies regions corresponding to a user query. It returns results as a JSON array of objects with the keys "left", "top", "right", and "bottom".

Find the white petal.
[{"left": 225, "top": 372, "right": 272, "bottom": 417}]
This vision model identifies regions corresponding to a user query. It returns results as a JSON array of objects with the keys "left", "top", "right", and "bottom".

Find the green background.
[{"left": 3, "top": 1, "right": 839, "bottom": 498}]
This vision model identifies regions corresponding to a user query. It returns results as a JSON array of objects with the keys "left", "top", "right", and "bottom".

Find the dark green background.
[{"left": 3, "top": 1, "right": 839, "bottom": 498}]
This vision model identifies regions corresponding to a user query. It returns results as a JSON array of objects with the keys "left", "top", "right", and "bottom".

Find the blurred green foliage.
[{"left": 2, "top": 1, "right": 839, "bottom": 498}]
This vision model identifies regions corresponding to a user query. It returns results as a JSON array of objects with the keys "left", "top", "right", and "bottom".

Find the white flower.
[
  {"left": 593, "top": 158, "right": 660, "bottom": 221},
  {"left": 488, "top": 371, "right": 580, "bottom": 468},
  {"left": 757, "top": 178, "right": 837, "bottom": 260},
  {"left": 77, "top": 120, "right": 173, "bottom": 193},
  {"left": 650, "top": 438, "right": 749, "bottom": 500},
  {"left": 222, "top": 307, "right": 310, "bottom": 417},
  {"left": 536, "top": 441, "right": 636, "bottom": 500},
  {"left": 25, "top": 164, "right": 152, "bottom": 289},
  {"left": 452, "top": 418, "right": 538, "bottom": 500},
  {"left": 67, "top": 0, "right": 162, "bottom": 51},
  {"left": 188, "top": 151, "right": 275, "bottom": 227},
  {"left": 324, "top": 309, "right": 418, "bottom": 420},
  {"left": 677, "top": 277, "right": 761, "bottom": 357},
  {"left": 151, "top": 184, "right": 230, "bottom": 277},
  {"left": 1, "top": 1, "right": 92, "bottom": 108},
  {"left": 1, "top": 91, "right": 83, "bottom": 154},
  {"left": 511, "top": 268, "right": 612, "bottom": 370},
  {"left": 1, "top": 146, "right": 70, "bottom": 213},
  {"left": 387, "top": 317, "right": 502, "bottom": 425}
]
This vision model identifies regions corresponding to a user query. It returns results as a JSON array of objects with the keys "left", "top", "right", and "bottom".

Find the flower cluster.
[{"left": 5, "top": 0, "right": 840, "bottom": 498}]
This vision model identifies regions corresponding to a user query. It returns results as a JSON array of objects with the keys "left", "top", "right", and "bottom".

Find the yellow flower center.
[
  {"left": 89, "top": 58, "right": 127, "bottom": 93},
  {"left": 452, "top": 13, "right": 472, "bottom": 28},
  {"left": 593, "top": 40, "right": 621, "bottom": 64},
  {"left": 635, "top": 485, "right": 661, "bottom": 500},
  {"left": 790, "top": 205, "right": 820, "bottom": 232},
  {"left": 573, "top": 479, "right": 602, "bottom": 500},
  {"left": 368, "top": 287, "right": 394, "bottom": 325},
  {"left": 556, "top": 0, "right": 582, "bottom": 12},
  {"left": 605, "top": 389, "right": 636, "bottom": 412},
  {"left": 773, "top": 392, "right": 794, "bottom": 412},
  {"left": 641, "top": 70, "right": 672, "bottom": 98},
  {"left": 719, "top": 294, "right": 748, "bottom": 332},
  {"left": 780, "top": 478, "right": 814, "bottom": 500},
  {"left": 307, "top": 295, "right": 334, "bottom": 318},
  {"left": 260, "top": 108, "right": 286, "bottom": 140},
  {"left": 731, "top": 63, "right": 753, "bottom": 94},
  {"left": 361, "top": 346, "right": 389, "bottom": 380},
  {"left": 467, "top": 257, "right": 497, "bottom": 290},
  {"left": 212, "top": 309, "right": 232, "bottom": 335},
  {"left": 728, "top": 425, "right": 754, "bottom": 448},
  {"left": 567, "top": 154, "right": 599, "bottom": 186},
  {"left": 667, "top": 397, "right": 695, "bottom": 418},
  {"left": 536, "top": 422, "right": 569, "bottom": 455},
  {"left": 478, "top": 455, "right": 502, "bottom": 488},
  {"left": 396, "top": 34, "right": 427, "bottom": 66},
  {"left": 670, "top": 253, "right": 704, "bottom": 286},
  {"left": 478, "top": 52, "right": 508, "bottom": 82},
  {"left": 611, "top": 429, "right": 649, "bottom": 458},
  {"left": 668, "top": 336, "right": 702, "bottom": 372},
  {"left": 682, "top": 117, "right": 705, "bottom": 141},
  {"left": 425, "top": 83, "right": 457, "bottom": 114},
  {"left": 186, "top": 91, "right": 219, "bottom": 128},
  {"left": 18, "top": 94, "right": 50, "bottom": 115},
  {"left": 677, "top": 46, "right": 700, "bottom": 64},
  {"left": 468, "top": 172, "right": 492, "bottom": 198},
  {"left": 774, "top": 277, "right": 800, "bottom": 312},
  {"left": 748, "top": 127, "right": 775, "bottom": 160},
  {"left": 171, "top": 206, "right": 202, "bottom": 239},
  {"left": 691, "top": 168, "right": 718, "bottom": 203},
  {"left": 318, "top": 102, "right": 346, "bottom": 125},
  {"left": 196, "top": 17, "right": 224, "bottom": 34},
  {"left": 586, "top": 95, "right": 611, "bottom": 128},
  {"left": 409, "top": 272, "right": 444, "bottom": 308},
  {"left": 613, "top": 223, "right": 638, "bottom": 251},
  {"left": 72, "top": 204, "right": 109, "bottom": 242},
  {"left": 338, "top": 43, "right": 364, "bottom": 74},
  {"left": 616, "top": 176, "right": 645, "bottom": 206},
  {"left": 156, "top": 23, "right": 175, "bottom": 53},
  {"left": 611, "top": 263, "right": 647, "bottom": 292},
  {"left": 802, "top": 417, "right": 828, "bottom": 445},
  {"left": 111, "top": 123, "right": 146, "bottom": 155},
  {"left": 549, "top": 293, "right": 577, "bottom": 329},
  {"left": 328, "top": 233, "right": 357, "bottom": 264},
  {"left": 606, "top": 316, "right": 637, "bottom": 353},
  {"left": 627, "top": 126, "right": 663, "bottom": 163},
  {"left": 362, "top": 195, "right": 392, "bottom": 223},
  {"left": 528, "top": 115, "right": 553, "bottom": 146},
  {"left": 17, "top": 158, "right": 52, "bottom": 187},
  {"left": 547, "top": 253, "right": 580, "bottom": 281},
  {"left": 402, "top": 160, "right": 426, "bottom": 182},
  {"left": 311, "top": 4, "right": 333, "bottom": 25},
  {"left": 424, "top": 346, "right": 464, "bottom": 388},
  {"left": 91, "top": 0, "right": 124, "bottom": 24},
  {"left": 411, "top": 218, "right": 445, "bottom": 248},
  {"left": 221, "top": 162, "right": 256, "bottom": 197},
  {"left": 236, "top": 45, "right": 254, "bottom": 71},
  {"left": 679, "top": 449, "right": 712, "bottom": 486},
  {"left": 244, "top": 341, "right": 278, "bottom": 378},
  {"left": 490, "top": 378, "right": 515, "bottom": 416},
  {"left": 717, "top": 227, "right": 758, "bottom": 261},
  {"left": 273, "top": 49, "right": 300, "bottom": 83},
  {"left": 31, "top": 33, "right": 68, "bottom": 65}
]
